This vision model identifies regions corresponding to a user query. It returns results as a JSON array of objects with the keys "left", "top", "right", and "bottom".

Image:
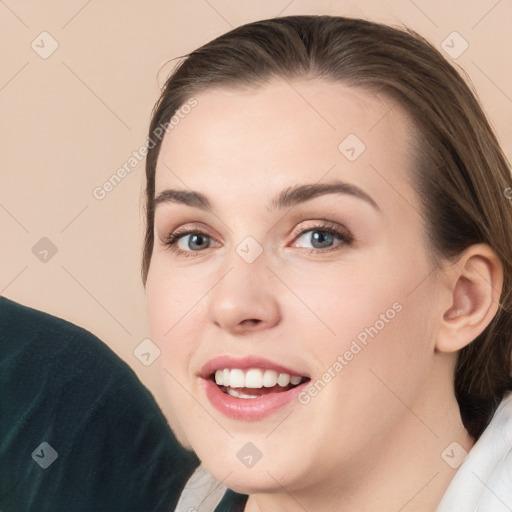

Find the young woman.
[{"left": 142, "top": 15, "right": 512, "bottom": 511}]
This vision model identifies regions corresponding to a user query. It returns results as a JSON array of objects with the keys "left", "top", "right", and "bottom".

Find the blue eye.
[
  {"left": 178, "top": 233, "right": 211, "bottom": 251},
  {"left": 163, "top": 221, "right": 353, "bottom": 258},
  {"left": 295, "top": 229, "right": 337, "bottom": 249},
  {"left": 292, "top": 222, "right": 353, "bottom": 252},
  {"left": 163, "top": 228, "right": 219, "bottom": 258},
  {"left": 164, "top": 230, "right": 217, "bottom": 255}
]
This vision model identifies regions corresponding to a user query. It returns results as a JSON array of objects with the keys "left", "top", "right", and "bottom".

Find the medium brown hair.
[{"left": 142, "top": 15, "right": 512, "bottom": 440}]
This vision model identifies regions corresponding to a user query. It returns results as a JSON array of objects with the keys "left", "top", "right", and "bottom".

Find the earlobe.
[{"left": 436, "top": 244, "right": 503, "bottom": 353}]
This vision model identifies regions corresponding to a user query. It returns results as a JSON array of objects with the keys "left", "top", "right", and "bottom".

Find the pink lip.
[
  {"left": 201, "top": 377, "right": 308, "bottom": 421},
  {"left": 198, "top": 355, "right": 310, "bottom": 421},
  {"left": 199, "top": 355, "right": 307, "bottom": 379}
]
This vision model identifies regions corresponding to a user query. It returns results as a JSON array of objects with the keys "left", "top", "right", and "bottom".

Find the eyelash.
[{"left": 162, "top": 221, "right": 354, "bottom": 258}]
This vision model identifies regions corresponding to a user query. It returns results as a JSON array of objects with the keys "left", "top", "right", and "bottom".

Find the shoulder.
[
  {"left": 0, "top": 295, "right": 125, "bottom": 369},
  {"left": 437, "top": 391, "right": 512, "bottom": 511},
  {"left": 0, "top": 296, "right": 199, "bottom": 512},
  {"left": 0, "top": 295, "right": 151, "bottom": 431}
]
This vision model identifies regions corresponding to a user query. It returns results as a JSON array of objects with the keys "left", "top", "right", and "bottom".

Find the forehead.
[{"left": 155, "top": 78, "right": 418, "bottom": 216}]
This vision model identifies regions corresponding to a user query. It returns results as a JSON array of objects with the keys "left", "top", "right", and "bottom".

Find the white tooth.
[
  {"left": 226, "top": 388, "right": 258, "bottom": 399},
  {"left": 277, "top": 373, "right": 291, "bottom": 387},
  {"left": 215, "top": 370, "right": 224, "bottom": 385},
  {"left": 229, "top": 369, "right": 245, "bottom": 388},
  {"left": 245, "top": 369, "right": 263, "bottom": 388},
  {"left": 262, "top": 369, "right": 278, "bottom": 387},
  {"left": 226, "top": 387, "right": 241, "bottom": 397},
  {"left": 219, "top": 368, "right": 300, "bottom": 389}
]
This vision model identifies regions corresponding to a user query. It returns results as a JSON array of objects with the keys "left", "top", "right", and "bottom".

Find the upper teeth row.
[{"left": 214, "top": 368, "right": 303, "bottom": 388}]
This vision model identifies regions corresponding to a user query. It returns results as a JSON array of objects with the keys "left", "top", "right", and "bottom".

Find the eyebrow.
[{"left": 153, "top": 180, "right": 380, "bottom": 212}]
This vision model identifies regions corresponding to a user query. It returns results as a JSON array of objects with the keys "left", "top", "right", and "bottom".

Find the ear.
[{"left": 436, "top": 244, "right": 503, "bottom": 353}]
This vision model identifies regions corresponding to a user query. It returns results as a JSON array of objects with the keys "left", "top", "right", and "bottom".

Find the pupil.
[
  {"left": 312, "top": 231, "right": 333, "bottom": 248},
  {"left": 189, "top": 234, "right": 208, "bottom": 250}
]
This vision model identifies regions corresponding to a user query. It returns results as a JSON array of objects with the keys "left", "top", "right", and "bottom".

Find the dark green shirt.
[{"left": 0, "top": 296, "right": 247, "bottom": 511}]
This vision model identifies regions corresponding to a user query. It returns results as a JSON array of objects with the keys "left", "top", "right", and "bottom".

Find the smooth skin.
[{"left": 145, "top": 78, "right": 502, "bottom": 511}]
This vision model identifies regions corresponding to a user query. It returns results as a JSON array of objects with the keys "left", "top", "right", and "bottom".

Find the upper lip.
[{"left": 199, "top": 355, "right": 309, "bottom": 379}]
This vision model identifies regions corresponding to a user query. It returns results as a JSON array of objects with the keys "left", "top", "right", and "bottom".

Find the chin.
[
  {"left": 207, "top": 459, "right": 296, "bottom": 495},
  {"left": 192, "top": 432, "right": 312, "bottom": 495}
]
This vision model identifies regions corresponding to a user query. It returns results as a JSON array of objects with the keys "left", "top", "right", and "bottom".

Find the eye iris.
[
  {"left": 311, "top": 231, "right": 333, "bottom": 248},
  {"left": 188, "top": 234, "right": 209, "bottom": 250}
]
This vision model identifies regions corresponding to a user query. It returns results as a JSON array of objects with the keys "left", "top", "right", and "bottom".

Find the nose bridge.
[
  {"left": 208, "top": 239, "right": 281, "bottom": 332},
  {"left": 220, "top": 232, "right": 270, "bottom": 288}
]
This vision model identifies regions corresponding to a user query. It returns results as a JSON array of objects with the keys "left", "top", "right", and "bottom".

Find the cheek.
[
  {"left": 146, "top": 258, "right": 206, "bottom": 371},
  {"left": 295, "top": 278, "right": 436, "bottom": 463},
  {"left": 146, "top": 260, "right": 207, "bottom": 431},
  {"left": 281, "top": 254, "right": 417, "bottom": 350},
  {"left": 289, "top": 248, "right": 435, "bottom": 395},
  {"left": 146, "top": 252, "right": 210, "bottom": 330},
  {"left": 326, "top": 266, "right": 435, "bottom": 416}
]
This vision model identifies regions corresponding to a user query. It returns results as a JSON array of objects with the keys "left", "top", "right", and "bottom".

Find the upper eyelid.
[
  {"left": 165, "top": 222, "right": 218, "bottom": 237},
  {"left": 168, "top": 220, "right": 345, "bottom": 236}
]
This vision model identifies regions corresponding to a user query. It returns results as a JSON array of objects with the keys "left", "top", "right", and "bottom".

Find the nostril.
[{"left": 240, "top": 319, "right": 261, "bottom": 327}]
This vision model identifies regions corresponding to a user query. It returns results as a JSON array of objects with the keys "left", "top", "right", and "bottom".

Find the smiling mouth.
[{"left": 212, "top": 368, "right": 310, "bottom": 399}]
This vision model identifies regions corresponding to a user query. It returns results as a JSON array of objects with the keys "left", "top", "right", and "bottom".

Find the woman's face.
[{"left": 146, "top": 79, "right": 448, "bottom": 494}]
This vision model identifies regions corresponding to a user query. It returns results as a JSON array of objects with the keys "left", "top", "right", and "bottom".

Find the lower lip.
[{"left": 202, "top": 378, "right": 307, "bottom": 420}]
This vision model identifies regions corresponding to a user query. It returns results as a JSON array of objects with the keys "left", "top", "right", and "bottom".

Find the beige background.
[{"left": 1, "top": 0, "right": 511, "bottom": 421}]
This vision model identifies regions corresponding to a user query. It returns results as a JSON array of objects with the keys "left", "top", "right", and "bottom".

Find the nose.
[{"left": 209, "top": 253, "right": 282, "bottom": 335}]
